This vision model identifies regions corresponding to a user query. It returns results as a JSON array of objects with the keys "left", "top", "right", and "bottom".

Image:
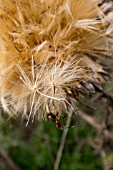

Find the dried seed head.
[{"left": 0, "top": 0, "right": 112, "bottom": 123}]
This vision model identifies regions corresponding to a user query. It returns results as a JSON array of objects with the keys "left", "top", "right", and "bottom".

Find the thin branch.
[
  {"left": 53, "top": 110, "right": 73, "bottom": 170},
  {"left": 76, "top": 109, "right": 113, "bottom": 141},
  {"left": 0, "top": 148, "right": 20, "bottom": 170}
]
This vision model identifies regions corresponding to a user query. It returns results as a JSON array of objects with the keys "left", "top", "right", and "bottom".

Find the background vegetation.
[{"left": 0, "top": 113, "right": 103, "bottom": 170}]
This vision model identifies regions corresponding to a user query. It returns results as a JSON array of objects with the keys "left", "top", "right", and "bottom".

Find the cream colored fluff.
[{"left": 0, "top": 0, "right": 112, "bottom": 123}]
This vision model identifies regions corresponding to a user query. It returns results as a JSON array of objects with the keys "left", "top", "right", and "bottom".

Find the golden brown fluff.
[{"left": 0, "top": 0, "right": 112, "bottom": 123}]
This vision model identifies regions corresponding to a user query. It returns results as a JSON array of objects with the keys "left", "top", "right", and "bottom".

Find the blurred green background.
[{"left": 0, "top": 112, "right": 103, "bottom": 170}]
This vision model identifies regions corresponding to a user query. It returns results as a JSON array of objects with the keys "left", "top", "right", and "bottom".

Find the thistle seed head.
[{"left": 0, "top": 0, "right": 112, "bottom": 123}]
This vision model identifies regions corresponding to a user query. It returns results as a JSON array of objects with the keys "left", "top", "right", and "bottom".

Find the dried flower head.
[{"left": 0, "top": 0, "right": 112, "bottom": 124}]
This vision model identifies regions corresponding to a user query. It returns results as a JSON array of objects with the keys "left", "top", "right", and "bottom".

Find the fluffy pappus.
[{"left": 0, "top": 0, "right": 113, "bottom": 124}]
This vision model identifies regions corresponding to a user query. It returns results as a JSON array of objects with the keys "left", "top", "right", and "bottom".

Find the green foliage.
[{"left": 0, "top": 114, "right": 103, "bottom": 170}]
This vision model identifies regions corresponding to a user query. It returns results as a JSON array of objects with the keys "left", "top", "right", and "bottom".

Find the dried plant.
[{"left": 0, "top": 0, "right": 112, "bottom": 125}]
